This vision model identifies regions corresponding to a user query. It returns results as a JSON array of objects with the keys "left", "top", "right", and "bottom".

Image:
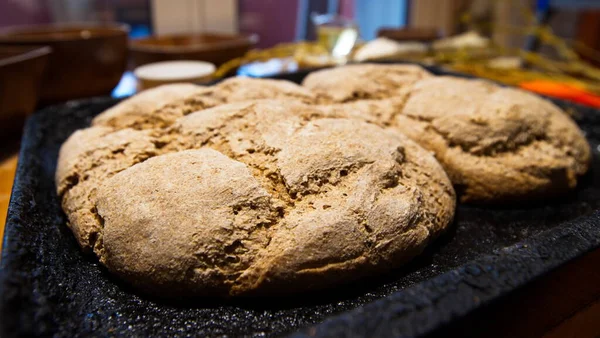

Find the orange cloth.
[
  {"left": 0, "top": 155, "right": 18, "bottom": 254},
  {"left": 519, "top": 80, "right": 600, "bottom": 108}
]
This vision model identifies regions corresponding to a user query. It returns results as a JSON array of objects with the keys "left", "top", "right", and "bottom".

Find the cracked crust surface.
[
  {"left": 303, "top": 71, "right": 590, "bottom": 203},
  {"left": 317, "top": 97, "right": 408, "bottom": 127},
  {"left": 92, "top": 77, "right": 318, "bottom": 130},
  {"left": 56, "top": 65, "right": 590, "bottom": 296},
  {"left": 56, "top": 127, "right": 159, "bottom": 252},
  {"left": 301, "top": 63, "right": 433, "bottom": 102},
  {"left": 394, "top": 76, "right": 591, "bottom": 203},
  {"left": 58, "top": 99, "right": 455, "bottom": 296},
  {"left": 91, "top": 83, "right": 201, "bottom": 130}
]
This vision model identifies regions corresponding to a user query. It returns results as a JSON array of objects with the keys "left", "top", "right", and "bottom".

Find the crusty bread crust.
[{"left": 58, "top": 99, "right": 455, "bottom": 296}]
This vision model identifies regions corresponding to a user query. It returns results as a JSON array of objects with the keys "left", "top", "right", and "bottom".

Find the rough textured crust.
[
  {"left": 56, "top": 127, "right": 158, "bottom": 251},
  {"left": 303, "top": 69, "right": 590, "bottom": 203},
  {"left": 58, "top": 100, "right": 455, "bottom": 296},
  {"left": 393, "top": 76, "right": 591, "bottom": 203},
  {"left": 56, "top": 65, "right": 591, "bottom": 297},
  {"left": 317, "top": 97, "right": 409, "bottom": 127},
  {"left": 301, "top": 63, "right": 433, "bottom": 102},
  {"left": 92, "top": 77, "right": 318, "bottom": 131},
  {"left": 91, "top": 84, "right": 201, "bottom": 129}
]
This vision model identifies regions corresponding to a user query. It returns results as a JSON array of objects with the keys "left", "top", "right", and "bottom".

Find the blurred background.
[
  {"left": 2, "top": 0, "right": 600, "bottom": 100},
  {"left": 1, "top": 0, "right": 598, "bottom": 52},
  {"left": 1, "top": 0, "right": 600, "bottom": 139}
]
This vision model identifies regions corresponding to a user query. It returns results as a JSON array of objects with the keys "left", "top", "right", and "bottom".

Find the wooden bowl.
[
  {"left": 0, "top": 46, "right": 50, "bottom": 140},
  {"left": 129, "top": 32, "right": 257, "bottom": 68},
  {"left": 0, "top": 23, "right": 128, "bottom": 104},
  {"left": 377, "top": 27, "right": 441, "bottom": 42}
]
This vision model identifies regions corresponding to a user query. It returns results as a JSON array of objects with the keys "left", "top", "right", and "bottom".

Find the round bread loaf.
[
  {"left": 395, "top": 76, "right": 591, "bottom": 203},
  {"left": 58, "top": 100, "right": 455, "bottom": 296},
  {"left": 302, "top": 66, "right": 590, "bottom": 203}
]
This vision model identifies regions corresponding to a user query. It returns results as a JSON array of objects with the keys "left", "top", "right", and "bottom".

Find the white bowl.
[{"left": 134, "top": 60, "right": 216, "bottom": 89}]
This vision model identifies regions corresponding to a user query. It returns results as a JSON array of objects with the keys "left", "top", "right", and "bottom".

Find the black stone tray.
[{"left": 1, "top": 69, "right": 600, "bottom": 337}]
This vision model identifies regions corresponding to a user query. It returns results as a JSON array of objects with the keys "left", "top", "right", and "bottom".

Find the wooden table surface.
[{"left": 0, "top": 153, "right": 18, "bottom": 254}]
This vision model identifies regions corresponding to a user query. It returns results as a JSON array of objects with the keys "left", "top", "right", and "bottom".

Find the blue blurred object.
[
  {"left": 110, "top": 24, "right": 150, "bottom": 98},
  {"left": 524, "top": 0, "right": 552, "bottom": 54},
  {"left": 238, "top": 58, "right": 299, "bottom": 77},
  {"left": 111, "top": 71, "right": 137, "bottom": 98},
  {"left": 354, "top": 0, "right": 407, "bottom": 41},
  {"left": 129, "top": 24, "right": 151, "bottom": 39},
  {"left": 537, "top": 0, "right": 551, "bottom": 11},
  {"left": 525, "top": 0, "right": 600, "bottom": 56}
]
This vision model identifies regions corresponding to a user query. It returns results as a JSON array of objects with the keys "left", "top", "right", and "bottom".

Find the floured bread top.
[
  {"left": 56, "top": 64, "right": 591, "bottom": 297},
  {"left": 300, "top": 67, "right": 590, "bottom": 203},
  {"left": 394, "top": 76, "right": 591, "bottom": 202},
  {"left": 56, "top": 126, "right": 159, "bottom": 251},
  {"left": 57, "top": 100, "right": 455, "bottom": 296},
  {"left": 92, "top": 77, "right": 318, "bottom": 130},
  {"left": 301, "top": 63, "right": 432, "bottom": 102},
  {"left": 92, "top": 83, "right": 201, "bottom": 129}
]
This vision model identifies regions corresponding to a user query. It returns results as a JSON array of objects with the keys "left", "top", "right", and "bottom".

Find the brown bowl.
[
  {"left": 0, "top": 23, "right": 128, "bottom": 104},
  {"left": 129, "top": 32, "right": 257, "bottom": 68},
  {"left": 0, "top": 46, "right": 50, "bottom": 140}
]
